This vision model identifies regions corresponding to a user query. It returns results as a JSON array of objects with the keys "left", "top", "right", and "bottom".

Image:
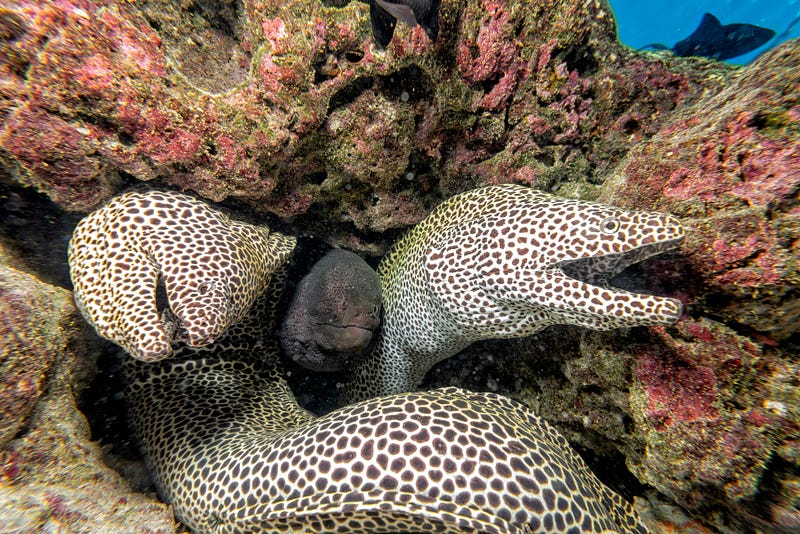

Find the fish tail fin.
[
  {"left": 370, "top": 1, "right": 397, "bottom": 47},
  {"left": 417, "top": 0, "right": 441, "bottom": 41}
]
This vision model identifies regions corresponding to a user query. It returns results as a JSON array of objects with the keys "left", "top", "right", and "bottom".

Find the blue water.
[{"left": 608, "top": 0, "right": 800, "bottom": 64}]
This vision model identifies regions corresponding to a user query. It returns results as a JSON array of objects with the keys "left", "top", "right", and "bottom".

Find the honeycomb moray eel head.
[
  {"left": 67, "top": 190, "right": 296, "bottom": 362},
  {"left": 124, "top": 289, "right": 648, "bottom": 533},
  {"left": 346, "top": 184, "right": 685, "bottom": 401}
]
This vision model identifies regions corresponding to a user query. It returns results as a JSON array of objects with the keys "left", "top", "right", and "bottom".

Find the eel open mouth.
[
  {"left": 547, "top": 233, "right": 685, "bottom": 327},
  {"left": 557, "top": 237, "right": 683, "bottom": 289}
]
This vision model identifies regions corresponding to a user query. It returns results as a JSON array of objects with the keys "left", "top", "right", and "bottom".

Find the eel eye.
[
  {"left": 601, "top": 217, "right": 620, "bottom": 234},
  {"left": 197, "top": 282, "right": 214, "bottom": 294}
]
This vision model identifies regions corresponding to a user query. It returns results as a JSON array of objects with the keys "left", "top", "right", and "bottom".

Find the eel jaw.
[
  {"left": 547, "top": 236, "right": 685, "bottom": 329},
  {"left": 162, "top": 304, "right": 227, "bottom": 349},
  {"left": 557, "top": 236, "right": 682, "bottom": 286}
]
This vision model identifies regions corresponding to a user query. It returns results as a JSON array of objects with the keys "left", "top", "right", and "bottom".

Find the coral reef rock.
[
  {"left": 1, "top": 0, "right": 725, "bottom": 252},
  {"left": 601, "top": 42, "right": 800, "bottom": 526},
  {"left": 0, "top": 0, "right": 798, "bottom": 532},
  {"left": 0, "top": 244, "right": 175, "bottom": 532}
]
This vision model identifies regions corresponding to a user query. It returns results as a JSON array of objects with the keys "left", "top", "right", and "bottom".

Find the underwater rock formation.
[
  {"left": 0, "top": 0, "right": 725, "bottom": 252},
  {"left": 0, "top": 0, "right": 797, "bottom": 532},
  {"left": 0, "top": 245, "right": 175, "bottom": 531},
  {"left": 599, "top": 42, "right": 800, "bottom": 527}
]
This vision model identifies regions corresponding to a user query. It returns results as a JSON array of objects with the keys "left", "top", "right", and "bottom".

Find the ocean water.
[{"left": 608, "top": 0, "right": 800, "bottom": 64}]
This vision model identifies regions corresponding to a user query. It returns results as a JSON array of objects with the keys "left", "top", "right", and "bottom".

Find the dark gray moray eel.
[
  {"left": 280, "top": 249, "right": 381, "bottom": 372},
  {"left": 68, "top": 190, "right": 295, "bottom": 362},
  {"left": 123, "top": 266, "right": 648, "bottom": 533},
  {"left": 346, "top": 184, "right": 685, "bottom": 401}
]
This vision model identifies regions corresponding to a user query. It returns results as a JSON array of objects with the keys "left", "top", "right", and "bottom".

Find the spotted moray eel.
[
  {"left": 345, "top": 184, "right": 685, "bottom": 401},
  {"left": 68, "top": 190, "right": 295, "bottom": 362},
  {"left": 124, "top": 268, "right": 648, "bottom": 534},
  {"left": 68, "top": 188, "right": 660, "bottom": 533}
]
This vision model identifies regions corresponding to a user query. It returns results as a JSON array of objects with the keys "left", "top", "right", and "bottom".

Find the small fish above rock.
[
  {"left": 641, "top": 13, "right": 775, "bottom": 61},
  {"left": 281, "top": 249, "right": 381, "bottom": 372},
  {"left": 369, "top": 0, "right": 441, "bottom": 47},
  {"left": 68, "top": 190, "right": 296, "bottom": 362}
]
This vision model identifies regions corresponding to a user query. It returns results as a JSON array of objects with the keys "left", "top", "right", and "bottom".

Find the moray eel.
[
  {"left": 124, "top": 269, "right": 648, "bottom": 534},
  {"left": 280, "top": 249, "right": 382, "bottom": 372},
  {"left": 69, "top": 187, "right": 657, "bottom": 533},
  {"left": 346, "top": 184, "right": 685, "bottom": 401},
  {"left": 68, "top": 190, "right": 295, "bottom": 362}
]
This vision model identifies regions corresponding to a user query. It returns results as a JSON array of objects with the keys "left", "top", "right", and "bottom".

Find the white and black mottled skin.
[
  {"left": 68, "top": 190, "right": 295, "bottom": 362},
  {"left": 124, "top": 269, "right": 648, "bottom": 534},
  {"left": 68, "top": 187, "right": 663, "bottom": 533},
  {"left": 345, "top": 184, "right": 685, "bottom": 401}
]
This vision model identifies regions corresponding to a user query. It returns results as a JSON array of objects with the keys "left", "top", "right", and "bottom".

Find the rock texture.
[
  {"left": 0, "top": 0, "right": 798, "bottom": 532},
  {"left": 0, "top": 0, "right": 726, "bottom": 252},
  {"left": 602, "top": 42, "right": 800, "bottom": 530},
  {"left": 0, "top": 244, "right": 176, "bottom": 532}
]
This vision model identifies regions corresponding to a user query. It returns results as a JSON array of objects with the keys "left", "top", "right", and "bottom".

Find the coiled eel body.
[{"left": 124, "top": 288, "right": 646, "bottom": 533}]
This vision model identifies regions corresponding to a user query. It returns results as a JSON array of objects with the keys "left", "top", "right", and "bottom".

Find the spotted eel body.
[
  {"left": 68, "top": 188, "right": 661, "bottom": 533},
  {"left": 124, "top": 273, "right": 647, "bottom": 534},
  {"left": 68, "top": 190, "right": 295, "bottom": 362},
  {"left": 346, "top": 184, "right": 685, "bottom": 401}
]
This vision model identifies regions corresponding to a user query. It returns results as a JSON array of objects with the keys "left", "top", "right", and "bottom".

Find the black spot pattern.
[
  {"left": 68, "top": 190, "right": 296, "bottom": 361},
  {"left": 123, "top": 268, "right": 648, "bottom": 534},
  {"left": 346, "top": 184, "right": 685, "bottom": 400}
]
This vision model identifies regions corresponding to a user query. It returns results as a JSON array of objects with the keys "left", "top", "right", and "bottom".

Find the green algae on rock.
[{"left": 0, "top": 244, "right": 175, "bottom": 532}]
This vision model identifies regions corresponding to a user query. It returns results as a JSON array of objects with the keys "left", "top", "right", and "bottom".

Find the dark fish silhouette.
[
  {"left": 641, "top": 13, "right": 775, "bottom": 60},
  {"left": 369, "top": 0, "right": 441, "bottom": 47}
]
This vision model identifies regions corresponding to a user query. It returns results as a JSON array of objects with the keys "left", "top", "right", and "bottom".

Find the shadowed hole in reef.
[
  {"left": 344, "top": 49, "right": 364, "bottom": 62},
  {"left": 306, "top": 171, "right": 328, "bottom": 185},
  {"left": 139, "top": 0, "right": 250, "bottom": 94},
  {"left": 557, "top": 41, "right": 600, "bottom": 75},
  {"left": 0, "top": 183, "right": 81, "bottom": 288},
  {"left": 376, "top": 65, "right": 432, "bottom": 102},
  {"left": 78, "top": 347, "right": 142, "bottom": 462},
  {"left": 327, "top": 76, "right": 375, "bottom": 112},
  {"left": 574, "top": 444, "right": 647, "bottom": 503},
  {"left": 314, "top": 48, "right": 366, "bottom": 83},
  {"left": 0, "top": 8, "right": 30, "bottom": 78},
  {"left": 395, "top": 150, "right": 441, "bottom": 201},
  {"left": 326, "top": 66, "right": 433, "bottom": 114}
]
